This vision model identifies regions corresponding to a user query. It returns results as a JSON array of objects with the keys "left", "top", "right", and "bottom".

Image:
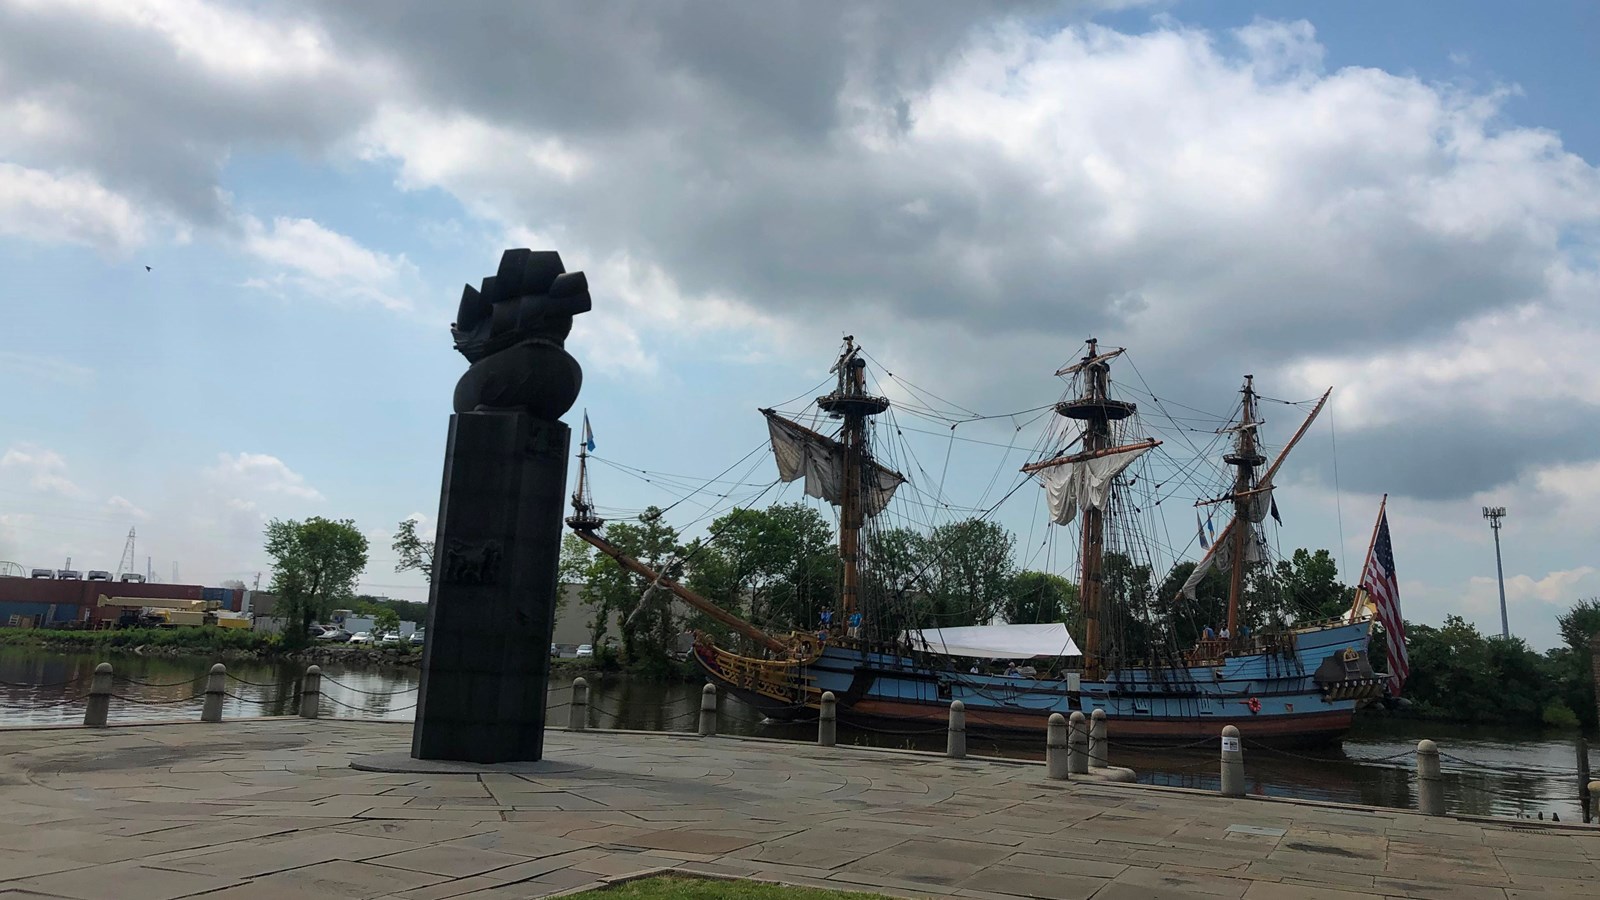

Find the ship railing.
[
  {"left": 695, "top": 634, "right": 812, "bottom": 705},
  {"left": 1185, "top": 631, "right": 1299, "bottom": 665}
]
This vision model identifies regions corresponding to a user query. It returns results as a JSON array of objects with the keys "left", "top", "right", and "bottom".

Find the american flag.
[{"left": 1361, "top": 509, "right": 1408, "bottom": 695}]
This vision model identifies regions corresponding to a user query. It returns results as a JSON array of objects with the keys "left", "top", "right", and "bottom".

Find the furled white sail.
[
  {"left": 1179, "top": 519, "right": 1266, "bottom": 599},
  {"left": 1038, "top": 445, "right": 1152, "bottom": 525},
  {"left": 1246, "top": 485, "right": 1273, "bottom": 524},
  {"left": 903, "top": 623, "right": 1082, "bottom": 658},
  {"left": 767, "top": 416, "right": 905, "bottom": 517}
]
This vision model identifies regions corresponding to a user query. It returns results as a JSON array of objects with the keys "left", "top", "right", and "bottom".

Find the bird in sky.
[{"left": 144, "top": 265, "right": 152, "bottom": 272}]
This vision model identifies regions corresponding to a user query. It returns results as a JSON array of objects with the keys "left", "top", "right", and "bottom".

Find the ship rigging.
[{"left": 565, "top": 337, "right": 1388, "bottom": 745}]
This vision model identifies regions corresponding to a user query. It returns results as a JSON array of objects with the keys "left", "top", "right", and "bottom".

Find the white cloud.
[
  {"left": 0, "top": 444, "right": 85, "bottom": 497},
  {"left": 240, "top": 216, "right": 417, "bottom": 312},
  {"left": 1456, "top": 566, "right": 1600, "bottom": 643},
  {"left": 104, "top": 495, "right": 149, "bottom": 520},
  {"left": 0, "top": 163, "right": 145, "bottom": 251},
  {"left": 8, "top": 0, "right": 339, "bottom": 81},
  {"left": 205, "top": 452, "right": 324, "bottom": 502}
]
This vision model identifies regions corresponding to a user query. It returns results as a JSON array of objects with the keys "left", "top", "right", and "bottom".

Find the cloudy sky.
[{"left": 1, "top": 1, "right": 1596, "bottom": 650}]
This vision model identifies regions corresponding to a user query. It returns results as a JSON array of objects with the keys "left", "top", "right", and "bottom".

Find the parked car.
[
  {"left": 348, "top": 631, "right": 373, "bottom": 644},
  {"left": 316, "top": 628, "right": 351, "bottom": 643},
  {"left": 576, "top": 644, "right": 594, "bottom": 658},
  {"left": 378, "top": 632, "right": 404, "bottom": 646},
  {"left": 409, "top": 631, "right": 425, "bottom": 646}
]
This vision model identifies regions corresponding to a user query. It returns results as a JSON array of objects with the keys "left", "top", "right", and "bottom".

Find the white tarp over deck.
[{"left": 902, "top": 623, "right": 1082, "bottom": 659}]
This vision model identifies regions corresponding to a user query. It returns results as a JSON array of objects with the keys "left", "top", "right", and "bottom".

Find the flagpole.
[{"left": 1347, "top": 493, "right": 1388, "bottom": 621}]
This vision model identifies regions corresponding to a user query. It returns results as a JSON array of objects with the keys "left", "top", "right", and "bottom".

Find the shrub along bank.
[{"left": 0, "top": 626, "right": 420, "bottom": 666}]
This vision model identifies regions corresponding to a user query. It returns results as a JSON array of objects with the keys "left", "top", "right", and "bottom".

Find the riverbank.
[
  {"left": 0, "top": 718, "right": 1594, "bottom": 900},
  {"left": 0, "top": 626, "right": 425, "bottom": 668}
]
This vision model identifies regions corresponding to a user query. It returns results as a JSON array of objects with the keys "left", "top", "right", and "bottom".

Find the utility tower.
[
  {"left": 115, "top": 528, "right": 137, "bottom": 580},
  {"left": 1483, "top": 506, "right": 1509, "bottom": 638}
]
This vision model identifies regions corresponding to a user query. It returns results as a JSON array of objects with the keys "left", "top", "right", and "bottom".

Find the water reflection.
[{"left": 1, "top": 649, "right": 1590, "bottom": 822}]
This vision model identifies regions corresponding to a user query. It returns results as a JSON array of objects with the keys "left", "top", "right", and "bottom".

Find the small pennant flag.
[
  {"left": 583, "top": 411, "right": 596, "bottom": 452},
  {"left": 1270, "top": 496, "right": 1283, "bottom": 526},
  {"left": 1197, "top": 509, "right": 1210, "bottom": 549}
]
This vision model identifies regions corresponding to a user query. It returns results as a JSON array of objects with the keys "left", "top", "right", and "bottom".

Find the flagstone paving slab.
[{"left": 0, "top": 718, "right": 1597, "bottom": 898}]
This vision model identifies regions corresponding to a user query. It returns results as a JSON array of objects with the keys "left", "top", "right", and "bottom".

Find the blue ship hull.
[{"left": 700, "top": 620, "right": 1381, "bottom": 747}]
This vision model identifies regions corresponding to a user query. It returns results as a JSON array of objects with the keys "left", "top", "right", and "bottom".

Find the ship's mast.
[
  {"left": 816, "top": 337, "right": 889, "bottom": 619},
  {"left": 1224, "top": 376, "right": 1265, "bottom": 634},
  {"left": 566, "top": 440, "right": 603, "bottom": 532},
  {"left": 1055, "top": 339, "right": 1136, "bottom": 673}
]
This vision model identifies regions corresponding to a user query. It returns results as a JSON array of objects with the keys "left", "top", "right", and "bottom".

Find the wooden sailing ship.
[{"left": 568, "top": 338, "right": 1391, "bottom": 746}]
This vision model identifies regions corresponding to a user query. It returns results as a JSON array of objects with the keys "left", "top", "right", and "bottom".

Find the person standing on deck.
[{"left": 847, "top": 611, "right": 862, "bottom": 639}]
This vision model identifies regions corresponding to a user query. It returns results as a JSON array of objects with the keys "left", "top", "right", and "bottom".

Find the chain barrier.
[
  {"left": 0, "top": 677, "right": 87, "bottom": 689},
  {"left": 109, "top": 692, "right": 203, "bottom": 705},
  {"left": 835, "top": 719, "right": 948, "bottom": 736},
  {"left": 1106, "top": 735, "right": 1216, "bottom": 752},
  {"left": 0, "top": 693, "right": 91, "bottom": 709},
  {"left": 222, "top": 690, "right": 297, "bottom": 704},
  {"left": 114, "top": 674, "right": 207, "bottom": 688},
  {"left": 318, "top": 692, "right": 418, "bottom": 714},
  {"left": 223, "top": 673, "right": 288, "bottom": 688},
  {"left": 319, "top": 676, "right": 420, "bottom": 695}
]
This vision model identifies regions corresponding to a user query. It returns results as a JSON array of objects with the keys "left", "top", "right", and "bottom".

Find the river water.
[{"left": 2, "top": 648, "right": 1591, "bottom": 822}]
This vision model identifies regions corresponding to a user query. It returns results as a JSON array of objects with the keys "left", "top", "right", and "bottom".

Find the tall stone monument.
[{"left": 411, "top": 249, "right": 589, "bottom": 763}]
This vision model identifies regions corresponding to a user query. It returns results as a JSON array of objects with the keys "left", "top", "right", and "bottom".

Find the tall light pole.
[{"left": 1483, "top": 506, "right": 1509, "bottom": 639}]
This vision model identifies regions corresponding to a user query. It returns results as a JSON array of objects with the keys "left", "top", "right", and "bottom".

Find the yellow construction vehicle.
[{"left": 96, "top": 595, "right": 249, "bottom": 629}]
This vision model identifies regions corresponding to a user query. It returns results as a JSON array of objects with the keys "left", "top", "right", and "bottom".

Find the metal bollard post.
[
  {"left": 1577, "top": 738, "right": 1591, "bottom": 824},
  {"left": 1417, "top": 739, "right": 1444, "bottom": 816},
  {"left": 1067, "top": 710, "right": 1089, "bottom": 775},
  {"left": 83, "top": 662, "right": 112, "bottom": 727},
  {"left": 698, "top": 683, "right": 718, "bottom": 736},
  {"left": 201, "top": 663, "right": 226, "bottom": 723},
  {"left": 1089, "top": 708, "right": 1108, "bottom": 769},
  {"left": 569, "top": 677, "right": 588, "bottom": 731},
  {"left": 1220, "top": 725, "right": 1244, "bottom": 797},
  {"left": 818, "top": 691, "right": 837, "bottom": 747},
  {"left": 1047, "top": 713, "right": 1070, "bottom": 780},
  {"left": 298, "top": 665, "right": 321, "bottom": 719},
  {"left": 947, "top": 700, "right": 966, "bottom": 759}
]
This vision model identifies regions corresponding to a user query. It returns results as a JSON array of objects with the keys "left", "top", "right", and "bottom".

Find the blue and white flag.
[
  {"left": 583, "top": 411, "right": 596, "bottom": 452},
  {"left": 1197, "top": 509, "right": 1210, "bottom": 549}
]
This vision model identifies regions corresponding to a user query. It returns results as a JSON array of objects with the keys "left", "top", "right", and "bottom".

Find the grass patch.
[{"left": 571, "top": 875, "right": 890, "bottom": 899}]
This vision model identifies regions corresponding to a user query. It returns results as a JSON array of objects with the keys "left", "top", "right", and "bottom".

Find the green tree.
[
  {"left": 1100, "top": 552, "right": 1155, "bottom": 657},
  {"left": 687, "top": 503, "right": 838, "bottom": 634},
  {"left": 861, "top": 526, "right": 932, "bottom": 640},
  {"left": 558, "top": 532, "right": 592, "bottom": 618},
  {"left": 264, "top": 517, "right": 369, "bottom": 648},
  {"left": 1271, "top": 548, "right": 1353, "bottom": 622},
  {"left": 1558, "top": 598, "right": 1600, "bottom": 655},
  {"left": 373, "top": 608, "right": 401, "bottom": 635},
  {"left": 580, "top": 507, "right": 684, "bottom": 668},
  {"left": 1005, "top": 571, "right": 1079, "bottom": 625},
  {"left": 392, "top": 517, "right": 435, "bottom": 584},
  {"left": 920, "top": 519, "right": 1015, "bottom": 627},
  {"left": 1157, "top": 560, "right": 1228, "bottom": 646}
]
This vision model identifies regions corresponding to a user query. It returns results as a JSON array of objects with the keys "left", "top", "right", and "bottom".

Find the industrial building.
[{"left": 0, "top": 577, "right": 249, "bottom": 628}]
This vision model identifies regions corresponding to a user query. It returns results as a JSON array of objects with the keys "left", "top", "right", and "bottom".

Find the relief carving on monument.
[{"left": 441, "top": 539, "right": 504, "bottom": 585}]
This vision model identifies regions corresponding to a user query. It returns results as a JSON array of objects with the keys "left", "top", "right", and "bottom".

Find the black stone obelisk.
[{"left": 412, "top": 250, "right": 589, "bottom": 764}]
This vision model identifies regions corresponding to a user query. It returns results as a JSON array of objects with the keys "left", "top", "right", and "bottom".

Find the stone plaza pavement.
[{"left": 0, "top": 719, "right": 1596, "bottom": 900}]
